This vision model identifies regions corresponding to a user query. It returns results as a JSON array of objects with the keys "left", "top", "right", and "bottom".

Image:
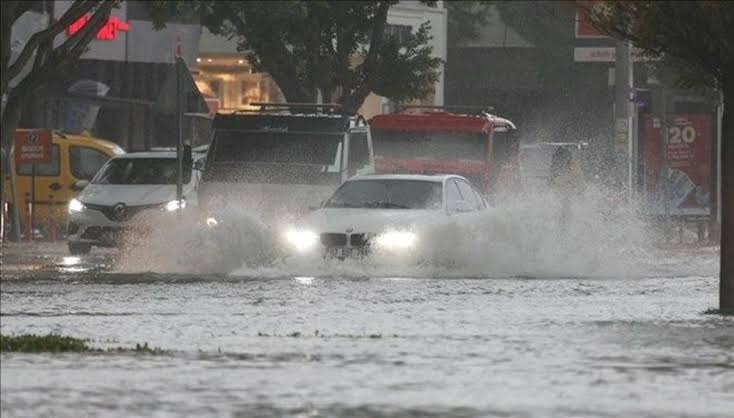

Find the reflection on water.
[{"left": 1, "top": 270, "right": 732, "bottom": 418}]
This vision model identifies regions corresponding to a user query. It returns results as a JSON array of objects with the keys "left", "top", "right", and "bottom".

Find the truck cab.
[
  {"left": 368, "top": 106, "right": 519, "bottom": 199},
  {"left": 199, "top": 103, "right": 374, "bottom": 221}
]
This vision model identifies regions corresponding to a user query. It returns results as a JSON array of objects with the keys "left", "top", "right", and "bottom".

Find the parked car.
[
  {"left": 278, "top": 174, "right": 488, "bottom": 261},
  {"left": 3, "top": 130, "right": 124, "bottom": 238},
  {"left": 66, "top": 148, "right": 202, "bottom": 254}
]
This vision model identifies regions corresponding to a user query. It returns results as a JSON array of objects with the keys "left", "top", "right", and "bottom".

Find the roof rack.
[
  {"left": 397, "top": 104, "right": 495, "bottom": 114},
  {"left": 249, "top": 102, "right": 343, "bottom": 113}
]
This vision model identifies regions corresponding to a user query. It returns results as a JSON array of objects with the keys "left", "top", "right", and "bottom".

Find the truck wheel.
[{"left": 68, "top": 242, "right": 91, "bottom": 255}]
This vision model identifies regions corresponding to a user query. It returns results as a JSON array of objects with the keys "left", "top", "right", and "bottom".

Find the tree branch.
[
  {"left": 225, "top": 3, "right": 311, "bottom": 102},
  {"left": 343, "top": 1, "right": 391, "bottom": 111},
  {"left": 6, "top": 0, "right": 96, "bottom": 82}
]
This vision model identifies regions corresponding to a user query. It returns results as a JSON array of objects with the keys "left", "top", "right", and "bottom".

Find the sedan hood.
[
  {"left": 299, "top": 208, "right": 439, "bottom": 234},
  {"left": 79, "top": 184, "right": 194, "bottom": 207}
]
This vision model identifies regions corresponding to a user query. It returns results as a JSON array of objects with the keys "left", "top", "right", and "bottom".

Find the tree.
[
  {"left": 590, "top": 1, "right": 734, "bottom": 311},
  {"left": 1, "top": 0, "right": 116, "bottom": 239},
  {"left": 446, "top": 1, "right": 493, "bottom": 48},
  {"left": 147, "top": 1, "right": 443, "bottom": 113}
]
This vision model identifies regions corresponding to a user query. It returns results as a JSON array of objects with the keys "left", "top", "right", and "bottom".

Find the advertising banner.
[{"left": 641, "top": 114, "right": 713, "bottom": 216}]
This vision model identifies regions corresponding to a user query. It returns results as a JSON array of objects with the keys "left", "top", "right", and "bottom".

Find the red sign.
[
  {"left": 67, "top": 15, "right": 130, "bottom": 41},
  {"left": 14, "top": 130, "right": 53, "bottom": 165},
  {"left": 576, "top": 0, "right": 608, "bottom": 38},
  {"left": 642, "top": 114, "right": 713, "bottom": 216}
]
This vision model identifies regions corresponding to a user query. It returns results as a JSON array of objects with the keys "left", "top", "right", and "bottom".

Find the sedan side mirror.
[{"left": 72, "top": 180, "right": 89, "bottom": 191}]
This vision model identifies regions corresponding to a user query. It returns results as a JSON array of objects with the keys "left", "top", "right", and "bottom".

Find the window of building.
[
  {"left": 241, "top": 79, "right": 261, "bottom": 106},
  {"left": 385, "top": 24, "right": 413, "bottom": 45}
]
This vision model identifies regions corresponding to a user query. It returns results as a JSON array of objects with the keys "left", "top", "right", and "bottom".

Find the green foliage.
[
  {"left": 0, "top": 333, "right": 91, "bottom": 353},
  {"left": 369, "top": 22, "right": 443, "bottom": 103},
  {"left": 146, "top": 1, "right": 443, "bottom": 112},
  {"left": 589, "top": 1, "right": 734, "bottom": 90},
  {"left": 447, "top": 1, "right": 493, "bottom": 47},
  {"left": 0, "top": 334, "right": 167, "bottom": 354},
  {"left": 703, "top": 308, "right": 734, "bottom": 316}
]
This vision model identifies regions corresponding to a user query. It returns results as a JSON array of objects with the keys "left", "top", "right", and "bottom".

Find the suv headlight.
[
  {"left": 374, "top": 230, "right": 417, "bottom": 251},
  {"left": 285, "top": 229, "right": 319, "bottom": 252},
  {"left": 68, "top": 198, "right": 86, "bottom": 214}
]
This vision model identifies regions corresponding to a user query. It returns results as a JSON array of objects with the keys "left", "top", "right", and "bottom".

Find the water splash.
[{"left": 114, "top": 187, "right": 717, "bottom": 279}]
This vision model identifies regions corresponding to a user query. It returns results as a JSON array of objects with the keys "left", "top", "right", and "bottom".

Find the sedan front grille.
[
  {"left": 320, "top": 233, "right": 347, "bottom": 247},
  {"left": 86, "top": 203, "right": 160, "bottom": 222},
  {"left": 349, "top": 234, "right": 369, "bottom": 247}
]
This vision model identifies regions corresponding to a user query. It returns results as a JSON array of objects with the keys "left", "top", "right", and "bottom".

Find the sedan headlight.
[
  {"left": 68, "top": 198, "right": 86, "bottom": 214},
  {"left": 165, "top": 199, "right": 187, "bottom": 212},
  {"left": 374, "top": 230, "right": 417, "bottom": 251},
  {"left": 284, "top": 229, "right": 319, "bottom": 252}
]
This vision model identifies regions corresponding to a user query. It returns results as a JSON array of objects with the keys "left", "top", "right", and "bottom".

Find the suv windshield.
[
  {"left": 325, "top": 179, "right": 442, "bottom": 210},
  {"left": 92, "top": 158, "right": 191, "bottom": 185},
  {"left": 206, "top": 130, "right": 343, "bottom": 184}
]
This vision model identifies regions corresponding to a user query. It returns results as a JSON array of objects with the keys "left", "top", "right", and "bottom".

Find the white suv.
[{"left": 66, "top": 151, "right": 202, "bottom": 254}]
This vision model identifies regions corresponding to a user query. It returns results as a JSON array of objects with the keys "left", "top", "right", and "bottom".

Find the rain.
[{"left": 1, "top": 1, "right": 732, "bottom": 417}]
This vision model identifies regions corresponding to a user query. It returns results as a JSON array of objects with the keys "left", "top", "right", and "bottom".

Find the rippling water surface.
[{"left": 2, "top": 243, "right": 732, "bottom": 417}]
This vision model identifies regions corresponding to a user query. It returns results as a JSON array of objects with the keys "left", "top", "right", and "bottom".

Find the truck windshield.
[
  {"left": 206, "top": 130, "right": 344, "bottom": 184},
  {"left": 92, "top": 158, "right": 191, "bottom": 185},
  {"left": 372, "top": 131, "right": 486, "bottom": 161},
  {"left": 325, "top": 179, "right": 442, "bottom": 210}
]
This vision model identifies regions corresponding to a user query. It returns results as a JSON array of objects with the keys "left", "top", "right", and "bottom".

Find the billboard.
[{"left": 641, "top": 114, "right": 713, "bottom": 216}]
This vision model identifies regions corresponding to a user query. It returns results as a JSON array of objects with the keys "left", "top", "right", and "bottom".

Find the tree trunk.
[
  {"left": 721, "top": 84, "right": 734, "bottom": 310},
  {"left": 1, "top": 90, "right": 25, "bottom": 241}
]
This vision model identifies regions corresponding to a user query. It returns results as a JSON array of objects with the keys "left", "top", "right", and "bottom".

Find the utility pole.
[
  {"left": 613, "top": 41, "right": 635, "bottom": 194},
  {"left": 175, "top": 36, "right": 184, "bottom": 216}
]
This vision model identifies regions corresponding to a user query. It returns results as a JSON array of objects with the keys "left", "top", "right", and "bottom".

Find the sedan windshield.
[
  {"left": 92, "top": 158, "right": 191, "bottom": 185},
  {"left": 325, "top": 180, "right": 442, "bottom": 210}
]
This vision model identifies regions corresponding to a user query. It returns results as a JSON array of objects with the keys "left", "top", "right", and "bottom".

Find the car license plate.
[{"left": 325, "top": 247, "right": 368, "bottom": 260}]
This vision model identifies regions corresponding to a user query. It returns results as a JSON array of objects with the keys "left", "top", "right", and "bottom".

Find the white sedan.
[{"left": 280, "top": 174, "right": 489, "bottom": 261}]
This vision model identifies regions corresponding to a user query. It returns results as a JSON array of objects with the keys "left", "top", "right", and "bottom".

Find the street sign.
[
  {"left": 14, "top": 129, "right": 52, "bottom": 165},
  {"left": 573, "top": 47, "right": 656, "bottom": 63}
]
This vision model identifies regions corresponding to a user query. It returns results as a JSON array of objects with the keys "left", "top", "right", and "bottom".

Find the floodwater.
[
  {"left": 1, "top": 245, "right": 732, "bottom": 417},
  {"left": 1, "top": 194, "right": 733, "bottom": 417}
]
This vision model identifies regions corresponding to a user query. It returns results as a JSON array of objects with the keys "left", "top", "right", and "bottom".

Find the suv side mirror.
[{"left": 72, "top": 180, "right": 89, "bottom": 191}]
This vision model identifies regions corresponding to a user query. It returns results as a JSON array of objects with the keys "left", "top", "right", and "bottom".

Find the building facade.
[
  {"left": 195, "top": 1, "right": 447, "bottom": 119},
  {"left": 13, "top": 1, "right": 207, "bottom": 151}
]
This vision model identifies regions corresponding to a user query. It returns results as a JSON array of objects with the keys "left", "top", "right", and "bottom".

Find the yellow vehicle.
[{"left": 3, "top": 130, "right": 124, "bottom": 237}]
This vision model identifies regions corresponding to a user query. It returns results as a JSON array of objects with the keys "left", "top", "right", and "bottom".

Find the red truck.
[{"left": 369, "top": 106, "right": 520, "bottom": 197}]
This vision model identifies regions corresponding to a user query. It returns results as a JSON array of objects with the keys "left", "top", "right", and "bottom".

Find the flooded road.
[{"left": 1, "top": 243, "right": 732, "bottom": 417}]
